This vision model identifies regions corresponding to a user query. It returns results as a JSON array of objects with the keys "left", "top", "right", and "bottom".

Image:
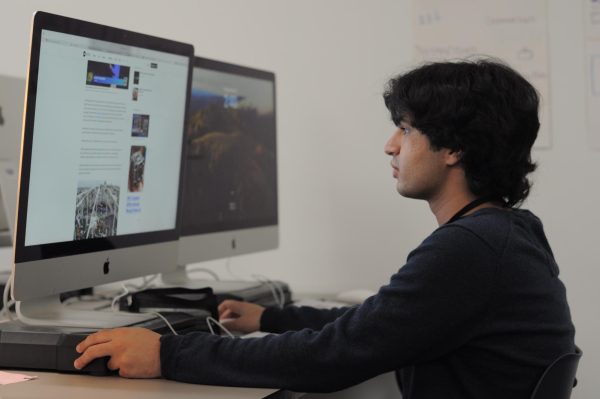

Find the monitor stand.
[
  {"left": 16, "top": 294, "right": 154, "bottom": 329},
  {"left": 160, "top": 264, "right": 262, "bottom": 294}
]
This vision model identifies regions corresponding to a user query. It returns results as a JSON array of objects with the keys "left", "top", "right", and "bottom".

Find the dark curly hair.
[{"left": 383, "top": 59, "right": 539, "bottom": 207}]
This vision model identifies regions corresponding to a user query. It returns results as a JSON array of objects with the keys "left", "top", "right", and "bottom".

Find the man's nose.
[{"left": 384, "top": 132, "right": 399, "bottom": 156}]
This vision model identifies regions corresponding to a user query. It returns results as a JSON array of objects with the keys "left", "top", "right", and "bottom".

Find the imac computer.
[
  {"left": 11, "top": 11, "right": 193, "bottom": 329},
  {"left": 161, "top": 57, "right": 278, "bottom": 293}
]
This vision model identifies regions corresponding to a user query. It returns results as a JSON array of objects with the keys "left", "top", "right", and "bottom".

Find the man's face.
[{"left": 384, "top": 123, "right": 453, "bottom": 201}]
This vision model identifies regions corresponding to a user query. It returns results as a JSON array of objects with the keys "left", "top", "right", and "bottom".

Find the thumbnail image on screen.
[
  {"left": 128, "top": 145, "right": 146, "bottom": 192},
  {"left": 74, "top": 180, "right": 119, "bottom": 240},
  {"left": 132, "top": 114, "right": 150, "bottom": 137},
  {"left": 86, "top": 60, "right": 130, "bottom": 89},
  {"left": 182, "top": 69, "right": 277, "bottom": 235}
]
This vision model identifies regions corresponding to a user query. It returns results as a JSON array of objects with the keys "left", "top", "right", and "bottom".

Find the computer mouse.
[
  {"left": 59, "top": 334, "right": 115, "bottom": 375},
  {"left": 335, "top": 289, "right": 376, "bottom": 305},
  {"left": 80, "top": 356, "right": 116, "bottom": 376}
]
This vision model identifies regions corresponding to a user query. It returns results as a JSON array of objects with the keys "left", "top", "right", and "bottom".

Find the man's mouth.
[{"left": 390, "top": 162, "right": 399, "bottom": 177}]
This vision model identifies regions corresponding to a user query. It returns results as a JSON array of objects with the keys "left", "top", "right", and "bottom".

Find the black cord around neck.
[{"left": 445, "top": 197, "right": 493, "bottom": 225}]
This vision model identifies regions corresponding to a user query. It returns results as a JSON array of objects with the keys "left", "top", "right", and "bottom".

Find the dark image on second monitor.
[{"left": 182, "top": 58, "right": 277, "bottom": 236}]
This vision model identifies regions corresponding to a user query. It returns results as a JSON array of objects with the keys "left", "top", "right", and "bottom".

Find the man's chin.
[
  {"left": 396, "top": 186, "right": 413, "bottom": 198},
  {"left": 396, "top": 185, "right": 426, "bottom": 201}
]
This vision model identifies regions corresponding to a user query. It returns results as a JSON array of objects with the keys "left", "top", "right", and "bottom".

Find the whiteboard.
[
  {"left": 584, "top": 0, "right": 600, "bottom": 149},
  {"left": 412, "top": 0, "right": 551, "bottom": 148}
]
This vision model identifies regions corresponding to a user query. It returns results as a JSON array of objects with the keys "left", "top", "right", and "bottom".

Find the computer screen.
[
  {"left": 12, "top": 12, "right": 193, "bottom": 327},
  {"left": 173, "top": 57, "right": 278, "bottom": 278}
]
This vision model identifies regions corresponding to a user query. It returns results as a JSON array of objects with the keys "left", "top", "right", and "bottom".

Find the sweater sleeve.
[
  {"left": 260, "top": 305, "right": 352, "bottom": 333},
  {"left": 160, "top": 225, "right": 499, "bottom": 392}
]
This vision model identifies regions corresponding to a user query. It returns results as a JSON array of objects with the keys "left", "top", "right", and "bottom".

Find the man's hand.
[
  {"left": 74, "top": 327, "right": 161, "bottom": 378},
  {"left": 218, "top": 300, "right": 265, "bottom": 333}
]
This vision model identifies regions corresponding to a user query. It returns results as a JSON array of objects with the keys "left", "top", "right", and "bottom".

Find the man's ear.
[{"left": 445, "top": 149, "right": 462, "bottom": 166}]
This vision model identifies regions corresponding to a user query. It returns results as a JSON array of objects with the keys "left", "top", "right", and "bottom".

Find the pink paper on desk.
[{"left": 0, "top": 371, "right": 38, "bottom": 385}]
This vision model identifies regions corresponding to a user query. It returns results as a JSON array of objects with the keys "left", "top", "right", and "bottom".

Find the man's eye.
[{"left": 402, "top": 127, "right": 411, "bottom": 134}]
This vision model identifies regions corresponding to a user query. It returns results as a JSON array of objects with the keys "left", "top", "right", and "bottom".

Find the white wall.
[{"left": 0, "top": 1, "right": 597, "bottom": 398}]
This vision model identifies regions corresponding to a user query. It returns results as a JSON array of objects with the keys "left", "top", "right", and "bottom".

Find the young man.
[{"left": 74, "top": 59, "right": 575, "bottom": 399}]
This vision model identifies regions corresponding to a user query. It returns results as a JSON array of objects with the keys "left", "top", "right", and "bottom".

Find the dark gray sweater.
[{"left": 160, "top": 208, "right": 575, "bottom": 398}]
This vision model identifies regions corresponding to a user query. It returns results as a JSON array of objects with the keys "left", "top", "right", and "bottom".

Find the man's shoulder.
[
  {"left": 403, "top": 210, "right": 510, "bottom": 279},
  {"left": 453, "top": 207, "right": 512, "bottom": 231},
  {"left": 435, "top": 207, "right": 541, "bottom": 255},
  {"left": 408, "top": 208, "right": 544, "bottom": 262},
  {"left": 430, "top": 208, "right": 516, "bottom": 254}
]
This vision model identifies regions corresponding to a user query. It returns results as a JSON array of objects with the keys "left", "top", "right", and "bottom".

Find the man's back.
[{"left": 398, "top": 208, "right": 575, "bottom": 398}]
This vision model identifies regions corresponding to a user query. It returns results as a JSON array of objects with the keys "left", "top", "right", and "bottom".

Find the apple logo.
[{"left": 103, "top": 258, "right": 110, "bottom": 274}]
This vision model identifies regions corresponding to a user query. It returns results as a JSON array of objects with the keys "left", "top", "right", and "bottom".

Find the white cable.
[
  {"left": 1, "top": 275, "right": 15, "bottom": 320},
  {"left": 125, "top": 274, "right": 159, "bottom": 291},
  {"left": 185, "top": 267, "right": 220, "bottom": 281},
  {"left": 63, "top": 292, "right": 114, "bottom": 303},
  {"left": 209, "top": 256, "right": 287, "bottom": 309},
  {"left": 205, "top": 316, "right": 234, "bottom": 338},
  {"left": 272, "top": 279, "right": 286, "bottom": 308},
  {"left": 111, "top": 284, "right": 130, "bottom": 312},
  {"left": 259, "top": 276, "right": 282, "bottom": 307},
  {"left": 252, "top": 274, "right": 285, "bottom": 309},
  {"left": 109, "top": 284, "right": 178, "bottom": 335},
  {"left": 143, "top": 274, "right": 158, "bottom": 287},
  {"left": 225, "top": 257, "right": 245, "bottom": 281},
  {"left": 149, "top": 311, "right": 178, "bottom": 335},
  {"left": 223, "top": 257, "right": 285, "bottom": 308},
  {"left": 207, "top": 317, "right": 216, "bottom": 335}
]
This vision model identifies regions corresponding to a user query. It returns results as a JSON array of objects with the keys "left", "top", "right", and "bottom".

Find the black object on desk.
[
  {"left": 0, "top": 312, "right": 209, "bottom": 375},
  {"left": 118, "top": 286, "right": 218, "bottom": 319}
]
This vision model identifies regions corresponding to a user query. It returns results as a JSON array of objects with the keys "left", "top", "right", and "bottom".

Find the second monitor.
[{"left": 163, "top": 57, "right": 278, "bottom": 289}]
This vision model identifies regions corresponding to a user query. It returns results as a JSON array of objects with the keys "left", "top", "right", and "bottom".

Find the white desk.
[
  {"left": 0, "top": 371, "right": 300, "bottom": 399},
  {"left": 0, "top": 371, "right": 398, "bottom": 399}
]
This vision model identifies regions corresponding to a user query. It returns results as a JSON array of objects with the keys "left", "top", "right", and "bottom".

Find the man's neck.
[
  {"left": 429, "top": 192, "right": 475, "bottom": 226},
  {"left": 427, "top": 167, "right": 502, "bottom": 225},
  {"left": 429, "top": 192, "right": 502, "bottom": 226},
  {"left": 427, "top": 171, "right": 503, "bottom": 225}
]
